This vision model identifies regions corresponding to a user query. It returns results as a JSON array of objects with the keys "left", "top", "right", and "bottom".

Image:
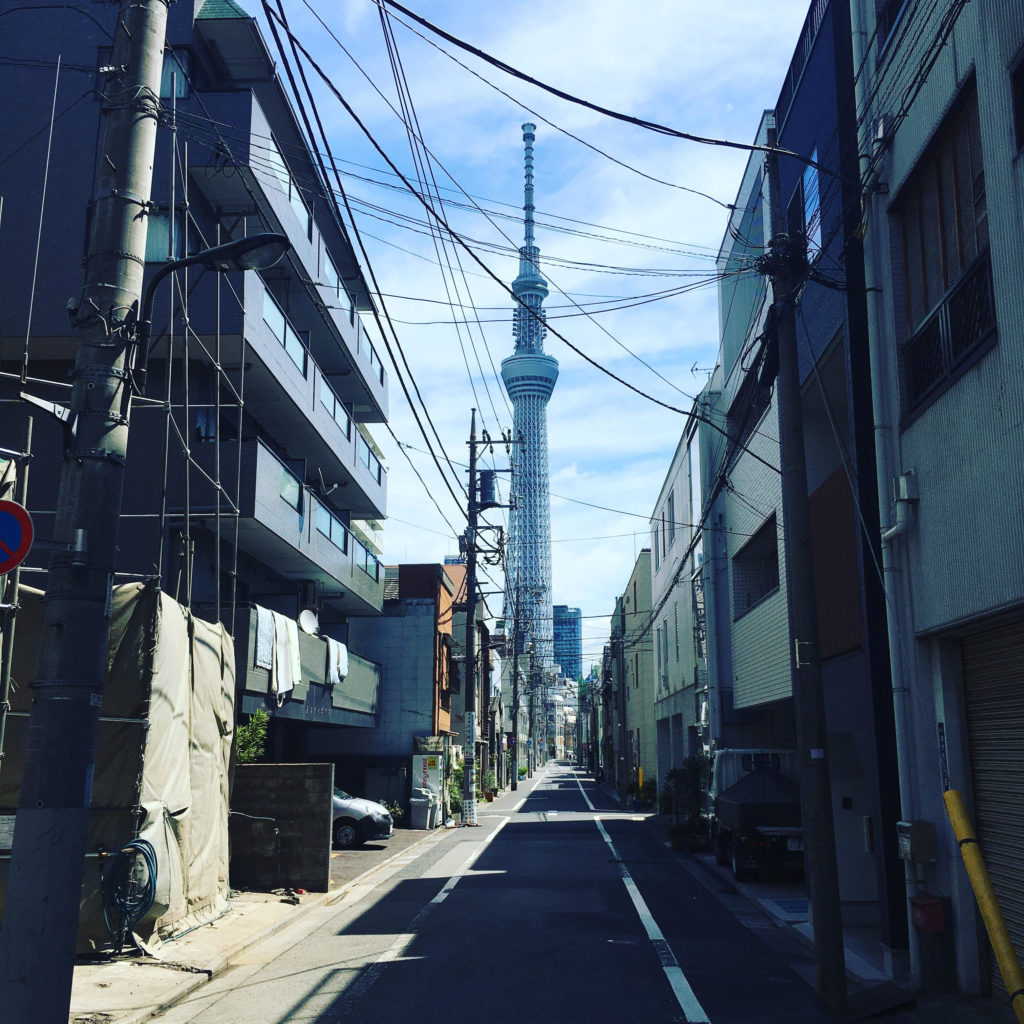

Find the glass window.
[
  {"left": 897, "top": 78, "right": 995, "bottom": 415},
  {"left": 145, "top": 210, "right": 185, "bottom": 262},
  {"left": 279, "top": 465, "right": 302, "bottom": 511},
  {"left": 802, "top": 151, "right": 822, "bottom": 259},
  {"left": 732, "top": 514, "right": 779, "bottom": 618},
  {"left": 667, "top": 490, "right": 676, "bottom": 547},
  {"left": 160, "top": 50, "right": 189, "bottom": 100}
]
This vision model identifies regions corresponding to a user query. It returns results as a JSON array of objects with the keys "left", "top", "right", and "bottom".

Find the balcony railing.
[
  {"left": 901, "top": 249, "right": 996, "bottom": 419},
  {"left": 262, "top": 287, "right": 308, "bottom": 375},
  {"left": 357, "top": 433, "right": 384, "bottom": 486},
  {"left": 318, "top": 376, "right": 352, "bottom": 440},
  {"left": 352, "top": 533, "right": 380, "bottom": 582}
]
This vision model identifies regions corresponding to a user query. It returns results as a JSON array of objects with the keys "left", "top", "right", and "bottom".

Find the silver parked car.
[{"left": 332, "top": 787, "right": 394, "bottom": 849}]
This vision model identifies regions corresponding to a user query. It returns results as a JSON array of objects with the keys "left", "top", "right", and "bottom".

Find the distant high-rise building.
[
  {"left": 553, "top": 606, "right": 582, "bottom": 680},
  {"left": 502, "top": 124, "right": 558, "bottom": 665}
]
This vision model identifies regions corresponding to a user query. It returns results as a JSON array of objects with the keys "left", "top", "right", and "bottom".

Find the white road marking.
[{"left": 574, "top": 775, "right": 711, "bottom": 1024}]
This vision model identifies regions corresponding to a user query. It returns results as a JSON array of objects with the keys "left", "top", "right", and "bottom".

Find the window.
[
  {"left": 279, "top": 464, "right": 302, "bottom": 512},
  {"left": 802, "top": 150, "right": 822, "bottom": 258},
  {"left": 667, "top": 490, "right": 676, "bottom": 547},
  {"left": 673, "top": 601, "right": 679, "bottom": 662},
  {"left": 652, "top": 524, "right": 660, "bottom": 570},
  {"left": 876, "top": 0, "right": 908, "bottom": 51},
  {"left": 145, "top": 209, "right": 184, "bottom": 262},
  {"left": 732, "top": 514, "right": 779, "bottom": 618},
  {"left": 897, "top": 79, "right": 994, "bottom": 416},
  {"left": 655, "top": 625, "right": 662, "bottom": 681},
  {"left": 160, "top": 50, "right": 190, "bottom": 99}
]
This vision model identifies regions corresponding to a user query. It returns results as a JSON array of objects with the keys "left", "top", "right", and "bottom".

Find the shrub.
[{"left": 235, "top": 709, "right": 269, "bottom": 764}]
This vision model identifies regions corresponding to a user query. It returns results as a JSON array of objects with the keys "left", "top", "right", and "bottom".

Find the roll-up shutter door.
[{"left": 962, "top": 618, "right": 1024, "bottom": 994}]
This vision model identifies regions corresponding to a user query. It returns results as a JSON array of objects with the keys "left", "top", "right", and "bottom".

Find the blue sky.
[{"left": 257, "top": 0, "right": 815, "bottom": 667}]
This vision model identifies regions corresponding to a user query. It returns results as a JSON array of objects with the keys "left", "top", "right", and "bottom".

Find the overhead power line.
[{"left": 261, "top": 7, "right": 783, "bottom": 476}]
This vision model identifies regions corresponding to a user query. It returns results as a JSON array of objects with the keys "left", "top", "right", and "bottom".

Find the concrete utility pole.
[
  {"left": 510, "top": 588, "right": 522, "bottom": 791},
  {"left": 0, "top": 1, "right": 169, "bottom": 1018},
  {"left": 762, "top": 127, "right": 847, "bottom": 1016},
  {"left": 462, "top": 409, "right": 480, "bottom": 826}
]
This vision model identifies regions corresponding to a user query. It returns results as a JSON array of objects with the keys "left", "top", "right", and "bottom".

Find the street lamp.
[{"left": 135, "top": 231, "right": 290, "bottom": 390}]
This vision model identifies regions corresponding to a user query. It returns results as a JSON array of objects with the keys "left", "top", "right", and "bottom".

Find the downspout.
[{"left": 850, "top": 0, "right": 920, "bottom": 983}]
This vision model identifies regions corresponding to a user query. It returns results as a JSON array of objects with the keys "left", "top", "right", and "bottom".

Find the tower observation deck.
[{"left": 502, "top": 123, "right": 558, "bottom": 667}]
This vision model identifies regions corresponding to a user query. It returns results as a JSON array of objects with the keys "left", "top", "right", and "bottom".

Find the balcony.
[
  {"left": 236, "top": 604, "right": 381, "bottom": 726},
  {"left": 190, "top": 437, "right": 384, "bottom": 615},
  {"left": 180, "top": 88, "right": 387, "bottom": 422},
  {"left": 152, "top": 270, "right": 386, "bottom": 517}
]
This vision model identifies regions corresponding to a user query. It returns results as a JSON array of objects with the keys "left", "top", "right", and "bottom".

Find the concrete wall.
[{"left": 229, "top": 763, "right": 333, "bottom": 892}]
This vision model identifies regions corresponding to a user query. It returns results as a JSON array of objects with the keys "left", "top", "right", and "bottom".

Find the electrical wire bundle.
[{"left": 101, "top": 838, "right": 158, "bottom": 954}]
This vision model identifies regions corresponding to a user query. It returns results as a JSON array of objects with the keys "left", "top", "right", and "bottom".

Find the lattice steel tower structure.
[{"left": 503, "top": 123, "right": 558, "bottom": 667}]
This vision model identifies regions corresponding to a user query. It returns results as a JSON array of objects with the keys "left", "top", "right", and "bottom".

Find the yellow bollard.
[{"left": 943, "top": 789, "right": 1024, "bottom": 1023}]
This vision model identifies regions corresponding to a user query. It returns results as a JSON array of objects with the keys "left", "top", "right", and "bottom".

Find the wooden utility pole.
[
  {"left": 763, "top": 126, "right": 847, "bottom": 1016},
  {"left": 0, "top": 2, "right": 169, "bottom": 1018}
]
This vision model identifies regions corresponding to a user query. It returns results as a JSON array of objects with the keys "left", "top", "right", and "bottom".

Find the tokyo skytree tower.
[{"left": 502, "top": 123, "right": 558, "bottom": 667}]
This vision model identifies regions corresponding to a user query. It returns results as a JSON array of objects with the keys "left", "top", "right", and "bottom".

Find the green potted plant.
[{"left": 484, "top": 769, "right": 498, "bottom": 797}]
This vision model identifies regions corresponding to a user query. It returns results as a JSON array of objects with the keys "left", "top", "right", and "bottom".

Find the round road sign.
[{"left": 0, "top": 500, "right": 33, "bottom": 575}]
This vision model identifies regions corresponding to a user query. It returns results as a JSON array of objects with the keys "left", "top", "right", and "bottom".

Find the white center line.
[{"left": 574, "top": 775, "right": 711, "bottom": 1023}]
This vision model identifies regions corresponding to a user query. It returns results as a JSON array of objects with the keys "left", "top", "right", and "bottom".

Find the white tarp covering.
[{"left": 0, "top": 583, "right": 235, "bottom": 948}]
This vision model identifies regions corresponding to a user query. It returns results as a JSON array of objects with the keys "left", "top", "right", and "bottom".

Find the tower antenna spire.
[
  {"left": 502, "top": 124, "right": 558, "bottom": 671},
  {"left": 522, "top": 121, "right": 536, "bottom": 254}
]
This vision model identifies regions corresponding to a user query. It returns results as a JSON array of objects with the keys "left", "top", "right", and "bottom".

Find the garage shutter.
[{"left": 962, "top": 618, "right": 1024, "bottom": 994}]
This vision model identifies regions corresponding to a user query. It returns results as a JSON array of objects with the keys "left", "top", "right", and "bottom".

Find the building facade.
[
  {"left": 650, "top": 419, "right": 707, "bottom": 794},
  {"left": 0, "top": 0, "right": 388, "bottom": 755},
  {"left": 853, "top": 0, "right": 1024, "bottom": 997},
  {"left": 697, "top": 0, "right": 905, "bottom": 974},
  {"left": 552, "top": 605, "right": 583, "bottom": 680}
]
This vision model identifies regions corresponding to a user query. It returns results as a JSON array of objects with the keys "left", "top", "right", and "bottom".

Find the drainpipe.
[{"left": 850, "top": 0, "right": 920, "bottom": 984}]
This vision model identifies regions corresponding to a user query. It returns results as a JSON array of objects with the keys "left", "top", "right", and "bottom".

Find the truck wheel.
[{"left": 730, "top": 836, "right": 748, "bottom": 882}]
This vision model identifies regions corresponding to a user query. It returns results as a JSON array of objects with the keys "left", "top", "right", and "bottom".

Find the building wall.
[
  {"left": 621, "top": 551, "right": 657, "bottom": 795},
  {"left": 855, "top": 0, "right": 1024, "bottom": 993}
]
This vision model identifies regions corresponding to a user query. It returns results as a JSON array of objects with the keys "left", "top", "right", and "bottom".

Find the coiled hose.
[{"left": 102, "top": 838, "right": 157, "bottom": 954}]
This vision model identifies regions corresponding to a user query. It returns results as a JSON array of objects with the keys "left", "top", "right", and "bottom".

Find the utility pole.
[
  {"left": 0, "top": 1, "right": 169, "bottom": 1018},
  {"left": 762, "top": 126, "right": 847, "bottom": 1016},
  {"left": 462, "top": 409, "right": 480, "bottom": 826},
  {"left": 510, "top": 586, "right": 522, "bottom": 791}
]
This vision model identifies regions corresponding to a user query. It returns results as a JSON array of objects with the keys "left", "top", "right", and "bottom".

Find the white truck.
[{"left": 706, "top": 749, "right": 804, "bottom": 881}]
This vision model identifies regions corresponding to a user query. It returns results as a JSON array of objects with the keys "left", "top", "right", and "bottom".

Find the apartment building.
[{"left": 0, "top": 0, "right": 388, "bottom": 754}]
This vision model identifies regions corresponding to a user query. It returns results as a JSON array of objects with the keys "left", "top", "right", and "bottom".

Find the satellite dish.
[{"left": 298, "top": 608, "right": 319, "bottom": 635}]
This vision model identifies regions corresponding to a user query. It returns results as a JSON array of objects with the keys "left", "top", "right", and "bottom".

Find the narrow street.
[{"left": 154, "top": 763, "right": 830, "bottom": 1024}]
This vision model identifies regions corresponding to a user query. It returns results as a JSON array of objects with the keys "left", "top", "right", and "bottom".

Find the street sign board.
[{"left": 0, "top": 500, "right": 32, "bottom": 575}]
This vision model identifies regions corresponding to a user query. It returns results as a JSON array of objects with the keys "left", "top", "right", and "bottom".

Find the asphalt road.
[{"left": 152, "top": 762, "right": 835, "bottom": 1024}]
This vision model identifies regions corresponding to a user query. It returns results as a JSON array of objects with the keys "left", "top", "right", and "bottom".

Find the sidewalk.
[
  {"left": 68, "top": 772, "right": 547, "bottom": 1024},
  {"left": 648, "top": 812, "right": 1012, "bottom": 1023},
  {"left": 69, "top": 824, "right": 445, "bottom": 1024}
]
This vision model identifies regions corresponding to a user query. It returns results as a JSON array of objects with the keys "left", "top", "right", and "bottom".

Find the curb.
[{"left": 111, "top": 828, "right": 447, "bottom": 1024}]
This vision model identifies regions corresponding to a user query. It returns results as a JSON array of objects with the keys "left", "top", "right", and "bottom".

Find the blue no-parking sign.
[{"left": 0, "top": 500, "right": 33, "bottom": 575}]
